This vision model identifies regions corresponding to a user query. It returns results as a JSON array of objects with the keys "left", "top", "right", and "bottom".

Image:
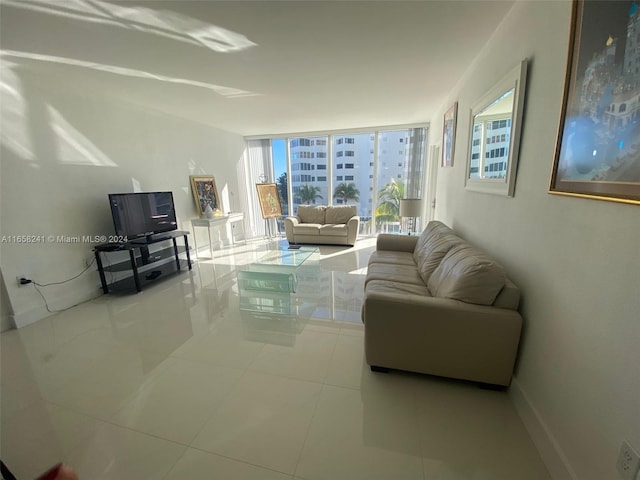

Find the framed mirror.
[{"left": 465, "top": 59, "right": 528, "bottom": 196}]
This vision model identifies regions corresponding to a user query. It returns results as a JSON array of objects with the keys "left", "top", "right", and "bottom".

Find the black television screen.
[{"left": 109, "top": 192, "right": 177, "bottom": 240}]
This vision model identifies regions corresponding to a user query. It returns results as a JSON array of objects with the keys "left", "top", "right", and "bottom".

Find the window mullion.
[
  {"left": 286, "top": 138, "right": 293, "bottom": 214},
  {"left": 327, "top": 135, "right": 333, "bottom": 206}
]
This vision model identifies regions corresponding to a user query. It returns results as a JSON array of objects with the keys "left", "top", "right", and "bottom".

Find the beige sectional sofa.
[
  {"left": 284, "top": 205, "right": 360, "bottom": 246},
  {"left": 362, "top": 221, "right": 523, "bottom": 386}
]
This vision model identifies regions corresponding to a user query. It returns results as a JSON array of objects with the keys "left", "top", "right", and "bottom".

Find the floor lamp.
[{"left": 399, "top": 198, "right": 422, "bottom": 234}]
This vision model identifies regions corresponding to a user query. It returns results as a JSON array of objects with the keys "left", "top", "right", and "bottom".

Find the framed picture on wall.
[
  {"left": 550, "top": 0, "right": 640, "bottom": 204},
  {"left": 442, "top": 102, "right": 458, "bottom": 167},
  {"left": 190, "top": 176, "right": 221, "bottom": 216},
  {"left": 256, "top": 183, "right": 282, "bottom": 219}
]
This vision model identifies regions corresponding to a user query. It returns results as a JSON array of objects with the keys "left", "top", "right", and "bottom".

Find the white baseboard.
[{"left": 509, "top": 377, "right": 577, "bottom": 480}]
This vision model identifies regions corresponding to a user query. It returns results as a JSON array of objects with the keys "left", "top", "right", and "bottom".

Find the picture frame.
[
  {"left": 190, "top": 176, "right": 221, "bottom": 216},
  {"left": 256, "top": 183, "right": 282, "bottom": 219},
  {"left": 550, "top": 0, "right": 640, "bottom": 204},
  {"left": 442, "top": 102, "right": 458, "bottom": 167}
]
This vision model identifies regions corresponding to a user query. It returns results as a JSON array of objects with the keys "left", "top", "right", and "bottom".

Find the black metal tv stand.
[{"left": 94, "top": 231, "right": 192, "bottom": 293}]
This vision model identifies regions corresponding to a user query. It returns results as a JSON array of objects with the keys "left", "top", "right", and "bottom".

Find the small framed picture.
[
  {"left": 256, "top": 183, "right": 282, "bottom": 219},
  {"left": 190, "top": 176, "right": 221, "bottom": 216},
  {"left": 442, "top": 102, "right": 458, "bottom": 167}
]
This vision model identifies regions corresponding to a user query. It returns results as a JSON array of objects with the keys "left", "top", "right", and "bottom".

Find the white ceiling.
[{"left": 0, "top": 1, "right": 515, "bottom": 136}]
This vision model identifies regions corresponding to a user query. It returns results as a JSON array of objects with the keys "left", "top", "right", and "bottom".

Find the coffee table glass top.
[{"left": 252, "top": 246, "right": 318, "bottom": 268}]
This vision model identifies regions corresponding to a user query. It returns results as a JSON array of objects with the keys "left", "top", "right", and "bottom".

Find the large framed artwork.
[
  {"left": 190, "top": 176, "right": 221, "bottom": 216},
  {"left": 256, "top": 183, "right": 282, "bottom": 219},
  {"left": 550, "top": 0, "right": 640, "bottom": 204},
  {"left": 442, "top": 102, "right": 458, "bottom": 167}
]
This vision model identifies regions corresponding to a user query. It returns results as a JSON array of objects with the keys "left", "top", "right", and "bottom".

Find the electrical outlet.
[
  {"left": 617, "top": 440, "right": 640, "bottom": 480},
  {"left": 16, "top": 275, "right": 30, "bottom": 287}
]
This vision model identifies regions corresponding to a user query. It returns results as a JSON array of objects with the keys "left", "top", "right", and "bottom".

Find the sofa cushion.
[
  {"left": 427, "top": 244, "right": 506, "bottom": 306},
  {"left": 325, "top": 205, "right": 357, "bottom": 224},
  {"left": 293, "top": 223, "right": 322, "bottom": 235},
  {"left": 318, "top": 224, "right": 348, "bottom": 236},
  {"left": 365, "top": 263, "right": 424, "bottom": 286},
  {"left": 415, "top": 231, "right": 463, "bottom": 284},
  {"left": 297, "top": 205, "right": 326, "bottom": 224},
  {"left": 368, "top": 250, "right": 416, "bottom": 266},
  {"left": 365, "top": 279, "right": 431, "bottom": 297},
  {"left": 413, "top": 221, "right": 454, "bottom": 263}
]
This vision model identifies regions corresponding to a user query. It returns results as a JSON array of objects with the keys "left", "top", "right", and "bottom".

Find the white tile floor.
[{"left": 0, "top": 238, "right": 550, "bottom": 480}]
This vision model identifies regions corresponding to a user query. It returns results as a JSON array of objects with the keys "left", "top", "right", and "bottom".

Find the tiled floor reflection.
[{"left": 0, "top": 237, "right": 550, "bottom": 479}]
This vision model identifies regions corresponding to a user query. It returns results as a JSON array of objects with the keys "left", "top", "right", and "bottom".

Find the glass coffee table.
[{"left": 237, "top": 246, "right": 318, "bottom": 293}]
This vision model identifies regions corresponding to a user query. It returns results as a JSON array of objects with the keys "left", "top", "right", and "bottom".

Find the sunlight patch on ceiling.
[
  {"left": 4, "top": 0, "right": 258, "bottom": 53},
  {"left": 1, "top": 51, "right": 260, "bottom": 98}
]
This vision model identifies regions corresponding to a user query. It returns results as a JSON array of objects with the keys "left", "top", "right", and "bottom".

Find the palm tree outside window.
[
  {"left": 375, "top": 179, "right": 404, "bottom": 231},
  {"left": 333, "top": 182, "right": 360, "bottom": 205},
  {"left": 296, "top": 184, "right": 323, "bottom": 204}
]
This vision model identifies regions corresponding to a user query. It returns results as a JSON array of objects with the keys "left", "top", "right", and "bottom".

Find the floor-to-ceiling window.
[
  {"left": 245, "top": 125, "right": 428, "bottom": 239},
  {"left": 272, "top": 138, "right": 288, "bottom": 233},
  {"left": 289, "top": 136, "right": 329, "bottom": 213},
  {"left": 331, "top": 133, "right": 374, "bottom": 234},
  {"left": 244, "top": 139, "right": 274, "bottom": 237},
  {"left": 375, "top": 128, "right": 426, "bottom": 234}
]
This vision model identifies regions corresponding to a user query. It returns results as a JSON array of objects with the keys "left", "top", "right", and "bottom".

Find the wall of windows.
[{"left": 245, "top": 125, "right": 428, "bottom": 237}]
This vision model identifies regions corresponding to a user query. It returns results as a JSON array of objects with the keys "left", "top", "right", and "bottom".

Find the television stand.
[
  {"left": 94, "top": 231, "right": 192, "bottom": 293},
  {"left": 132, "top": 245, "right": 164, "bottom": 265}
]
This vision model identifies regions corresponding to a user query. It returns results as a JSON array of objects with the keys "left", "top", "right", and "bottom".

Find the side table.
[{"left": 191, "top": 213, "right": 245, "bottom": 258}]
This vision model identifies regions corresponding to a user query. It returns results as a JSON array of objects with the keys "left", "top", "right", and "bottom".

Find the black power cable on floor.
[
  {"left": 32, "top": 258, "right": 96, "bottom": 287},
  {"left": 28, "top": 257, "right": 102, "bottom": 314}
]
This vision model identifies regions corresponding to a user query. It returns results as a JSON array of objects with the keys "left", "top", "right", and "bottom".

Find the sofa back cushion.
[
  {"left": 413, "top": 221, "right": 455, "bottom": 264},
  {"left": 427, "top": 244, "right": 506, "bottom": 306},
  {"left": 325, "top": 205, "right": 357, "bottom": 224},
  {"left": 416, "top": 233, "right": 463, "bottom": 284},
  {"left": 413, "top": 223, "right": 463, "bottom": 284},
  {"left": 297, "top": 205, "right": 326, "bottom": 224}
]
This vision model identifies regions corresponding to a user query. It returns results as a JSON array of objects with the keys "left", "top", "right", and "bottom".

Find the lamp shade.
[{"left": 399, "top": 198, "right": 422, "bottom": 217}]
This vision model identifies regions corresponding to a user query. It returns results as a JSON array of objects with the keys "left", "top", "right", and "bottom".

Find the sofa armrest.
[
  {"left": 284, "top": 216, "right": 299, "bottom": 242},
  {"left": 376, "top": 233, "right": 418, "bottom": 252},
  {"left": 345, "top": 216, "right": 360, "bottom": 245},
  {"left": 347, "top": 215, "right": 360, "bottom": 227}
]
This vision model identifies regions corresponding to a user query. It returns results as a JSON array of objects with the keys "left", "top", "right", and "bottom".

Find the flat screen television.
[{"left": 108, "top": 192, "right": 177, "bottom": 241}]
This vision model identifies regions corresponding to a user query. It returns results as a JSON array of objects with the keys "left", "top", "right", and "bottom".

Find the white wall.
[
  {"left": 430, "top": 2, "right": 640, "bottom": 479},
  {"left": 0, "top": 65, "right": 245, "bottom": 327}
]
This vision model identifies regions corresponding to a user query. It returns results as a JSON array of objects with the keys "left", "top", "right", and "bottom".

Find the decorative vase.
[{"left": 204, "top": 204, "right": 214, "bottom": 219}]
